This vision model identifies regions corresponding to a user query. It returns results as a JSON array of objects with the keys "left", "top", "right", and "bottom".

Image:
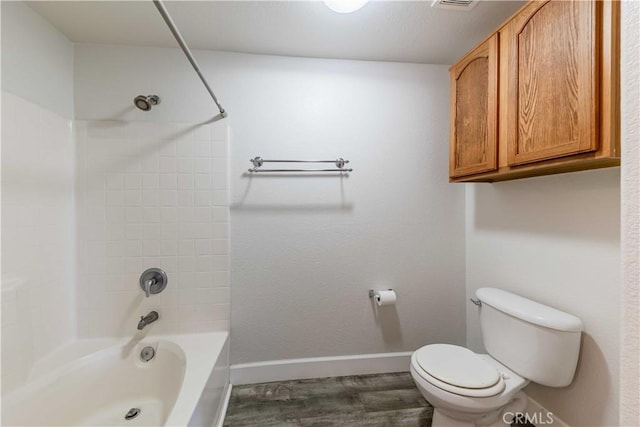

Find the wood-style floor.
[{"left": 223, "top": 372, "right": 433, "bottom": 427}]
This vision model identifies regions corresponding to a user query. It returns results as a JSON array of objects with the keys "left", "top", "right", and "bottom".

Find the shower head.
[{"left": 134, "top": 95, "right": 161, "bottom": 111}]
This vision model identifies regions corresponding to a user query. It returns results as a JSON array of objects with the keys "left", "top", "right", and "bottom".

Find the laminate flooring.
[{"left": 223, "top": 372, "right": 433, "bottom": 427}]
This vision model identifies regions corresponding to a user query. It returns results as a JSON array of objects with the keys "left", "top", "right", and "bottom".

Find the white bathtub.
[{"left": 2, "top": 332, "right": 229, "bottom": 427}]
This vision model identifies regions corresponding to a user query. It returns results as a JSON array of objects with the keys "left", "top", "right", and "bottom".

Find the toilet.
[{"left": 410, "top": 288, "right": 583, "bottom": 427}]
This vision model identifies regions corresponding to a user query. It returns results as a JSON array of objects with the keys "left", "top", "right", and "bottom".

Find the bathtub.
[{"left": 2, "top": 332, "right": 229, "bottom": 427}]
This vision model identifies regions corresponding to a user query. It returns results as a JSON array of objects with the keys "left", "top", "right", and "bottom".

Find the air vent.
[{"left": 431, "top": 0, "right": 479, "bottom": 10}]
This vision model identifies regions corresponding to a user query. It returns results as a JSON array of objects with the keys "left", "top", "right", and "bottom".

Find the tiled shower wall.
[
  {"left": 1, "top": 92, "right": 76, "bottom": 390},
  {"left": 75, "top": 120, "right": 230, "bottom": 337}
]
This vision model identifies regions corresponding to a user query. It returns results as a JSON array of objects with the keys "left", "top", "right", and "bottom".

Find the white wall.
[
  {"left": 465, "top": 168, "right": 621, "bottom": 426},
  {"left": 1, "top": 2, "right": 76, "bottom": 391},
  {"left": 73, "top": 44, "right": 467, "bottom": 364},
  {"left": 74, "top": 44, "right": 217, "bottom": 123},
  {"left": 1, "top": 1, "right": 74, "bottom": 118},
  {"left": 620, "top": 2, "right": 640, "bottom": 425},
  {"left": 226, "top": 56, "right": 466, "bottom": 364}
]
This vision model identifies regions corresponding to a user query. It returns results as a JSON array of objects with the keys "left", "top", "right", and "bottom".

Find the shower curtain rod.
[{"left": 152, "top": 0, "right": 228, "bottom": 119}]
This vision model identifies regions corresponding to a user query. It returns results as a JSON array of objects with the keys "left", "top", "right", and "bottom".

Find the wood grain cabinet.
[
  {"left": 449, "top": 0, "right": 620, "bottom": 183},
  {"left": 449, "top": 34, "right": 498, "bottom": 178}
]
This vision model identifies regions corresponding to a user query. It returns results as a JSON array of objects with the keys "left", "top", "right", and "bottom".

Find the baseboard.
[
  {"left": 230, "top": 351, "right": 413, "bottom": 386},
  {"left": 214, "top": 383, "right": 232, "bottom": 427},
  {"left": 526, "top": 396, "right": 570, "bottom": 427}
]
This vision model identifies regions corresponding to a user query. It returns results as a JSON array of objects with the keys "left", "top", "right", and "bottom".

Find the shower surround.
[
  {"left": 1, "top": 92, "right": 76, "bottom": 391},
  {"left": 75, "top": 119, "right": 231, "bottom": 337}
]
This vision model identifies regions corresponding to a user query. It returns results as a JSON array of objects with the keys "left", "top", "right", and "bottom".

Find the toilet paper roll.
[{"left": 375, "top": 290, "right": 397, "bottom": 306}]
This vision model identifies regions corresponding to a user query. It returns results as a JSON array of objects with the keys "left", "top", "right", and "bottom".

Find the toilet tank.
[{"left": 476, "top": 288, "right": 583, "bottom": 387}]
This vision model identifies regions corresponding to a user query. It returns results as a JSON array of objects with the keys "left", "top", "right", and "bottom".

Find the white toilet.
[{"left": 410, "top": 288, "right": 583, "bottom": 427}]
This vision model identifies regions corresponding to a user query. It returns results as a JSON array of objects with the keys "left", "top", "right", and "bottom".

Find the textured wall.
[
  {"left": 73, "top": 45, "right": 467, "bottom": 364},
  {"left": 226, "top": 56, "right": 466, "bottom": 364},
  {"left": 620, "top": 2, "right": 640, "bottom": 425},
  {"left": 465, "top": 168, "right": 621, "bottom": 426}
]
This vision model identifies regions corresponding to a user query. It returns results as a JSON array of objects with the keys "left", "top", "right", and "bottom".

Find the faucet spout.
[{"left": 137, "top": 311, "right": 159, "bottom": 330}]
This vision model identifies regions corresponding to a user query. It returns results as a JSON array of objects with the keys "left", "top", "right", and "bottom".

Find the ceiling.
[{"left": 27, "top": 0, "right": 525, "bottom": 65}]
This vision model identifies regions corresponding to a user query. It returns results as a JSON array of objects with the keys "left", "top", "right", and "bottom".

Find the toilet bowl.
[
  {"left": 410, "top": 288, "right": 583, "bottom": 427},
  {"left": 410, "top": 344, "right": 529, "bottom": 427}
]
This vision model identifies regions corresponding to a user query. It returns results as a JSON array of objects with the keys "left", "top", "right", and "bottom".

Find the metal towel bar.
[{"left": 248, "top": 157, "right": 353, "bottom": 173}]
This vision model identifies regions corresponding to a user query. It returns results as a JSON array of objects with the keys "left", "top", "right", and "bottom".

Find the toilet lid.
[{"left": 415, "top": 344, "right": 501, "bottom": 389}]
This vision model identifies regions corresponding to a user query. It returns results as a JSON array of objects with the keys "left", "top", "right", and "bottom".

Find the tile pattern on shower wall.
[
  {"left": 76, "top": 120, "right": 230, "bottom": 337},
  {"left": 1, "top": 91, "right": 76, "bottom": 390}
]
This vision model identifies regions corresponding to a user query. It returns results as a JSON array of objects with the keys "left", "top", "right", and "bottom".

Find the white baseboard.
[
  {"left": 230, "top": 351, "right": 413, "bottom": 386},
  {"left": 214, "top": 383, "right": 232, "bottom": 427},
  {"left": 526, "top": 396, "right": 570, "bottom": 427}
]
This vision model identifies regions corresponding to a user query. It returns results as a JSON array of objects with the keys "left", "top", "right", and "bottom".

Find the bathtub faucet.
[
  {"left": 143, "top": 278, "right": 155, "bottom": 298},
  {"left": 137, "top": 311, "right": 159, "bottom": 330}
]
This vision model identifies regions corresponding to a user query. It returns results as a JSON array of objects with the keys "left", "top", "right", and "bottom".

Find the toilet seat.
[{"left": 413, "top": 344, "right": 506, "bottom": 398}]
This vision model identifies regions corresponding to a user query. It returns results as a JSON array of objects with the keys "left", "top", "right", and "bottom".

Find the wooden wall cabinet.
[
  {"left": 449, "top": 34, "right": 498, "bottom": 178},
  {"left": 449, "top": 0, "right": 620, "bottom": 183}
]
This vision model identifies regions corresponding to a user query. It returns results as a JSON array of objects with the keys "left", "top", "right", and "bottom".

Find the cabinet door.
[
  {"left": 505, "top": 0, "right": 599, "bottom": 166},
  {"left": 449, "top": 34, "right": 498, "bottom": 178}
]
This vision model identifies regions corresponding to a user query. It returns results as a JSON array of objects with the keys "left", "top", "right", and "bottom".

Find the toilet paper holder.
[
  {"left": 369, "top": 289, "right": 397, "bottom": 307},
  {"left": 369, "top": 289, "right": 393, "bottom": 298}
]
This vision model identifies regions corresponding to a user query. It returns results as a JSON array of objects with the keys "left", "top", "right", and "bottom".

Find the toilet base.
[
  {"left": 433, "top": 409, "right": 511, "bottom": 427},
  {"left": 430, "top": 391, "right": 528, "bottom": 427},
  {"left": 432, "top": 409, "right": 476, "bottom": 427}
]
